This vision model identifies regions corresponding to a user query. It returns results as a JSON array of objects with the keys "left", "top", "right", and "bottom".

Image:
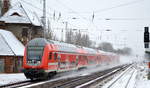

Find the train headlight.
[
  {"left": 27, "top": 61, "right": 31, "bottom": 63},
  {"left": 32, "top": 60, "right": 34, "bottom": 63},
  {"left": 37, "top": 61, "right": 41, "bottom": 64}
]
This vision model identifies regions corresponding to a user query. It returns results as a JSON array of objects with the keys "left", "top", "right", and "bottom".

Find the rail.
[
  {"left": 20, "top": 64, "right": 130, "bottom": 88},
  {"left": 102, "top": 65, "right": 136, "bottom": 88}
]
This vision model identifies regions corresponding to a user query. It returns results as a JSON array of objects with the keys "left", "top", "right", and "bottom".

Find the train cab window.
[{"left": 49, "top": 52, "right": 52, "bottom": 60}]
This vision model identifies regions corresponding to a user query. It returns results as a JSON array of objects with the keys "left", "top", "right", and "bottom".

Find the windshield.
[{"left": 27, "top": 46, "right": 44, "bottom": 61}]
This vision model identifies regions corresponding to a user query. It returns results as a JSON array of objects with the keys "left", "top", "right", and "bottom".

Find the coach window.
[
  {"left": 49, "top": 52, "right": 52, "bottom": 60},
  {"left": 54, "top": 53, "right": 57, "bottom": 60},
  {"left": 98, "top": 56, "right": 101, "bottom": 59},
  {"left": 76, "top": 56, "right": 79, "bottom": 64}
]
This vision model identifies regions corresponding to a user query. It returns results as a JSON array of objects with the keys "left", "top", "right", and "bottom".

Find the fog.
[
  {"left": 119, "top": 55, "right": 144, "bottom": 64},
  {"left": 51, "top": 55, "right": 142, "bottom": 81}
]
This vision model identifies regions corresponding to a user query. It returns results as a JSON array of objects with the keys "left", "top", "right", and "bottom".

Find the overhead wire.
[
  {"left": 55, "top": 0, "right": 100, "bottom": 31},
  {"left": 16, "top": 0, "right": 149, "bottom": 32},
  {"left": 54, "top": 0, "right": 147, "bottom": 21},
  {"left": 55, "top": 0, "right": 91, "bottom": 24},
  {"left": 103, "top": 17, "right": 150, "bottom": 21},
  {"left": 64, "top": 0, "right": 146, "bottom": 14},
  {"left": 19, "top": 0, "right": 81, "bottom": 29},
  {"left": 20, "top": 0, "right": 53, "bottom": 16},
  {"left": 94, "top": 0, "right": 146, "bottom": 13},
  {"left": 20, "top": 0, "right": 147, "bottom": 30}
]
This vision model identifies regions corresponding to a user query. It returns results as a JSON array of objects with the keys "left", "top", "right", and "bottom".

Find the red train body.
[{"left": 23, "top": 38, "right": 119, "bottom": 80}]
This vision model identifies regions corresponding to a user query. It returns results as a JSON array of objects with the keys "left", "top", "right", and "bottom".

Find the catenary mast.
[{"left": 43, "top": 0, "right": 46, "bottom": 38}]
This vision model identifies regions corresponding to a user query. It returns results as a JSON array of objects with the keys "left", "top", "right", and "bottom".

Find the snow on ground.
[
  {"left": 1, "top": 57, "right": 149, "bottom": 87},
  {"left": 0, "top": 63, "right": 122, "bottom": 86},
  {"left": 102, "top": 61, "right": 150, "bottom": 88},
  {"left": 59, "top": 56, "right": 136, "bottom": 79},
  {"left": 0, "top": 56, "right": 132, "bottom": 86},
  {"left": 102, "top": 65, "right": 137, "bottom": 88},
  {"left": 135, "top": 62, "right": 150, "bottom": 88},
  {"left": 0, "top": 73, "right": 28, "bottom": 86},
  {"left": 53, "top": 62, "right": 124, "bottom": 80}
]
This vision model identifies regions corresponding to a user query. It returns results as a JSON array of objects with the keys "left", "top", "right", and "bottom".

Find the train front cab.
[
  {"left": 23, "top": 47, "right": 47, "bottom": 80},
  {"left": 23, "top": 38, "right": 56, "bottom": 80}
]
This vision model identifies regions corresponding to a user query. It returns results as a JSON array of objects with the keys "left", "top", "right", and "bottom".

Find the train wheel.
[
  {"left": 48, "top": 72, "right": 57, "bottom": 79},
  {"left": 30, "top": 78, "right": 35, "bottom": 81}
]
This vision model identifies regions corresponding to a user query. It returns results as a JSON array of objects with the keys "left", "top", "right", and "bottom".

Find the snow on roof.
[
  {"left": 83, "top": 47, "right": 97, "bottom": 54},
  {"left": 0, "top": 34, "right": 14, "bottom": 56},
  {"left": 0, "top": 29, "right": 25, "bottom": 56},
  {"left": 0, "top": 4, "right": 41, "bottom": 26},
  {"left": 98, "top": 50, "right": 117, "bottom": 56}
]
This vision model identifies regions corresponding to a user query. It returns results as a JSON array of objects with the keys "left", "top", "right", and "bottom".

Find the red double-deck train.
[{"left": 23, "top": 38, "right": 119, "bottom": 80}]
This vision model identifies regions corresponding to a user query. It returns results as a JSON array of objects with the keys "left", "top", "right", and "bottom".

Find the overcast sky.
[{"left": 11, "top": 0, "right": 150, "bottom": 56}]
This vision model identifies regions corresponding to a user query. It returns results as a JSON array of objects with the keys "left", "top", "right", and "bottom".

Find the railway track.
[
  {"left": 102, "top": 65, "right": 136, "bottom": 88},
  {"left": 0, "top": 80, "right": 31, "bottom": 88},
  {"left": 74, "top": 65, "right": 130, "bottom": 88},
  {"left": 20, "top": 64, "right": 130, "bottom": 88},
  {"left": 0, "top": 80, "right": 43, "bottom": 88},
  {"left": 0, "top": 64, "right": 131, "bottom": 88}
]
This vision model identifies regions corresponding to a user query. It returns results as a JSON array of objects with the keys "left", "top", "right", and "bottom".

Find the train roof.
[
  {"left": 98, "top": 50, "right": 116, "bottom": 56},
  {"left": 28, "top": 38, "right": 117, "bottom": 56},
  {"left": 28, "top": 38, "right": 78, "bottom": 53},
  {"left": 0, "top": 29, "right": 24, "bottom": 56},
  {"left": 27, "top": 38, "right": 49, "bottom": 46},
  {"left": 49, "top": 40, "right": 98, "bottom": 54},
  {"left": 83, "top": 47, "right": 97, "bottom": 54},
  {"left": 50, "top": 40, "right": 77, "bottom": 53}
]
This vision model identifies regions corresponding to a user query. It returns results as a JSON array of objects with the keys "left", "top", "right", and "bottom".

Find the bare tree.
[
  {"left": 115, "top": 47, "right": 132, "bottom": 55},
  {"left": 74, "top": 31, "right": 82, "bottom": 45},
  {"left": 97, "top": 42, "right": 114, "bottom": 52},
  {"left": 65, "top": 30, "right": 74, "bottom": 44},
  {"left": 65, "top": 30, "right": 92, "bottom": 47},
  {"left": 80, "top": 34, "right": 92, "bottom": 47},
  {"left": 97, "top": 42, "right": 132, "bottom": 55},
  {"left": 74, "top": 32, "right": 92, "bottom": 47},
  {"left": 52, "top": 34, "right": 58, "bottom": 41},
  {"left": 45, "top": 19, "right": 54, "bottom": 40}
]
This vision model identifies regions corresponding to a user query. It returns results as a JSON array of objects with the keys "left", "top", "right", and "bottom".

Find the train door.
[
  {"left": 48, "top": 52, "right": 53, "bottom": 70},
  {"left": 69, "top": 55, "right": 76, "bottom": 70},
  {"left": 78, "top": 55, "right": 82, "bottom": 68},
  {"left": 48, "top": 52, "right": 58, "bottom": 71},
  {"left": 76, "top": 56, "right": 79, "bottom": 67},
  {"left": 66, "top": 54, "right": 70, "bottom": 70},
  {"left": 57, "top": 53, "right": 68, "bottom": 72},
  {"left": 85, "top": 55, "right": 88, "bottom": 66},
  {"left": 97, "top": 55, "right": 101, "bottom": 64},
  {"left": 57, "top": 53, "right": 61, "bottom": 71}
]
